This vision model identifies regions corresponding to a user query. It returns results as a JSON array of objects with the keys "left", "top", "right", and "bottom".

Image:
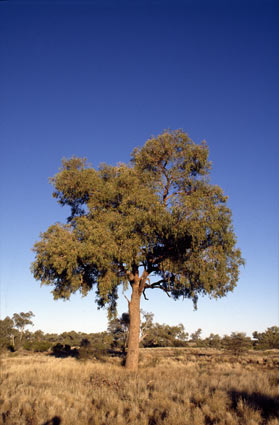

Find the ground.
[{"left": 1, "top": 348, "right": 279, "bottom": 425}]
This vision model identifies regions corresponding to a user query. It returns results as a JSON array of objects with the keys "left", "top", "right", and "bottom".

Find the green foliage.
[
  {"left": 253, "top": 326, "right": 279, "bottom": 349},
  {"left": 31, "top": 130, "right": 243, "bottom": 315},
  {"left": 33, "top": 330, "right": 44, "bottom": 341},
  {"left": 223, "top": 332, "right": 252, "bottom": 356},
  {"left": 23, "top": 340, "right": 52, "bottom": 352},
  {"left": 139, "top": 311, "right": 188, "bottom": 347},
  {"left": 90, "top": 331, "right": 113, "bottom": 350},
  {"left": 204, "top": 333, "right": 222, "bottom": 349},
  {"left": 107, "top": 312, "right": 130, "bottom": 351},
  {"left": 140, "top": 311, "right": 154, "bottom": 337},
  {"left": 190, "top": 328, "right": 202, "bottom": 342},
  {"left": 142, "top": 322, "right": 188, "bottom": 347},
  {"left": 79, "top": 343, "right": 108, "bottom": 361},
  {"left": 0, "top": 316, "right": 15, "bottom": 350},
  {"left": 107, "top": 310, "right": 188, "bottom": 349},
  {"left": 22, "top": 341, "right": 33, "bottom": 351},
  {"left": 12, "top": 311, "right": 34, "bottom": 341}
]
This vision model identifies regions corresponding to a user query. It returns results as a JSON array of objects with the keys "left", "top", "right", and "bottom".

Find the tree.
[
  {"left": 12, "top": 311, "right": 34, "bottom": 341},
  {"left": 108, "top": 310, "right": 188, "bottom": 349},
  {"left": 107, "top": 311, "right": 150, "bottom": 351},
  {"left": 253, "top": 326, "right": 279, "bottom": 349},
  {"left": 108, "top": 312, "right": 130, "bottom": 351},
  {"left": 190, "top": 328, "right": 202, "bottom": 343},
  {"left": 223, "top": 332, "right": 252, "bottom": 356},
  {"left": 205, "top": 333, "right": 222, "bottom": 349},
  {"left": 31, "top": 130, "right": 244, "bottom": 370},
  {"left": 140, "top": 311, "right": 155, "bottom": 343},
  {"left": 33, "top": 329, "right": 44, "bottom": 342},
  {"left": 0, "top": 316, "right": 15, "bottom": 349},
  {"left": 142, "top": 322, "right": 188, "bottom": 347}
]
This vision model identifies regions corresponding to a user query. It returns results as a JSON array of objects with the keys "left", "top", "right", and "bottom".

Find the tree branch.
[
  {"left": 124, "top": 294, "right": 130, "bottom": 306},
  {"left": 144, "top": 280, "right": 171, "bottom": 298},
  {"left": 143, "top": 289, "right": 149, "bottom": 301},
  {"left": 139, "top": 269, "right": 149, "bottom": 294},
  {"left": 118, "top": 263, "right": 134, "bottom": 282},
  {"left": 162, "top": 171, "right": 171, "bottom": 206},
  {"left": 146, "top": 279, "right": 165, "bottom": 287},
  {"left": 164, "top": 192, "right": 176, "bottom": 203}
]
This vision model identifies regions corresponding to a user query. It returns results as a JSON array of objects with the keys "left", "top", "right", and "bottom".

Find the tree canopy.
[
  {"left": 13, "top": 311, "right": 34, "bottom": 340},
  {"left": 31, "top": 130, "right": 244, "bottom": 369},
  {"left": 253, "top": 327, "right": 279, "bottom": 349}
]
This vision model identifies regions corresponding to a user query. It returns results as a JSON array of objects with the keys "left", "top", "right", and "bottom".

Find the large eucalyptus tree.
[{"left": 32, "top": 130, "right": 244, "bottom": 370}]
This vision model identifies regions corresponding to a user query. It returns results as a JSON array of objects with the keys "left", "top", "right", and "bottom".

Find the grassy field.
[{"left": 1, "top": 348, "right": 279, "bottom": 425}]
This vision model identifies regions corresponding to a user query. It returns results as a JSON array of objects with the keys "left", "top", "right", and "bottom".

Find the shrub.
[
  {"left": 223, "top": 332, "right": 252, "bottom": 356},
  {"left": 253, "top": 327, "right": 279, "bottom": 350},
  {"left": 22, "top": 341, "right": 33, "bottom": 351},
  {"left": 32, "top": 341, "right": 52, "bottom": 352},
  {"left": 78, "top": 341, "right": 108, "bottom": 361}
]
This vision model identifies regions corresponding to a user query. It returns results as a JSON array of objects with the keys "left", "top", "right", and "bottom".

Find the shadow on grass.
[
  {"left": 50, "top": 343, "right": 126, "bottom": 363},
  {"left": 50, "top": 344, "right": 79, "bottom": 358},
  {"left": 229, "top": 390, "right": 279, "bottom": 420},
  {"left": 42, "top": 416, "right": 61, "bottom": 425}
]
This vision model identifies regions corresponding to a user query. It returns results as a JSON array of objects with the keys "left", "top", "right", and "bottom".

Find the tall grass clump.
[{"left": 0, "top": 349, "right": 279, "bottom": 424}]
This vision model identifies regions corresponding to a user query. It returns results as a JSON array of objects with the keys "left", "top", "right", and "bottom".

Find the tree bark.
[
  {"left": 11, "top": 334, "right": 15, "bottom": 348},
  {"left": 125, "top": 284, "right": 141, "bottom": 371}
]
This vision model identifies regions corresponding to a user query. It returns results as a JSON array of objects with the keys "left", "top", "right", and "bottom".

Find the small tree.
[
  {"left": 108, "top": 312, "right": 130, "bottom": 352},
  {"left": 190, "top": 328, "right": 202, "bottom": 343},
  {"left": 0, "top": 316, "right": 15, "bottom": 350},
  {"left": 253, "top": 326, "right": 279, "bottom": 349},
  {"left": 31, "top": 130, "right": 244, "bottom": 370},
  {"left": 223, "top": 332, "right": 252, "bottom": 356},
  {"left": 12, "top": 311, "right": 34, "bottom": 342},
  {"left": 142, "top": 322, "right": 188, "bottom": 347},
  {"left": 205, "top": 333, "right": 222, "bottom": 349},
  {"left": 33, "top": 330, "right": 44, "bottom": 342},
  {"left": 140, "top": 311, "right": 155, "bottom": 343}
]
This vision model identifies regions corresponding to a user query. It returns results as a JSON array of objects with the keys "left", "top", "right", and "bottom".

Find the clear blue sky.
[{"left": 0, "top": 0, "right": 278, "bottom": 337}]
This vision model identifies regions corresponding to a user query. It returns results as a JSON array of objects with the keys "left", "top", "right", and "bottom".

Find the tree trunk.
[
  {"left": 11, "top": 334, "right": 15, "bottom": 348},
  {"left": 125, "top": 284, "right": 141, "bottom": 371}
]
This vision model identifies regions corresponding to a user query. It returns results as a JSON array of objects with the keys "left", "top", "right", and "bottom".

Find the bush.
[
  {"left": 76, "top": 339, "right": 110, "bottom": 362},
  {"left": 223, "top": 332, "right": 252, "bottom": 356},
  {"left": 23, "top": 341, "right": 33, "bottom": 351},
  {"left": 23, "top": 341, "right": 52, "bottom": 352},
  {"left": 253, "top": 327, "right": 279, "bottom": 350},
  {"left": 33, "top": 341, "right": 52, "bottom": 352},
  {"left": 78, "top": 342, "right": 108, "bottom": 361}
]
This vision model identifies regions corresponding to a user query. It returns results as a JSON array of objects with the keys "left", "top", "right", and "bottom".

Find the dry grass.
[{"left": 1, "top": 349, "right": 279, "bottom": 425}]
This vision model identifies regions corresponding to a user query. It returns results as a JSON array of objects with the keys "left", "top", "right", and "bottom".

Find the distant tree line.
[{"left": 1, "top": 311, "right": 278, "bottom": 358}]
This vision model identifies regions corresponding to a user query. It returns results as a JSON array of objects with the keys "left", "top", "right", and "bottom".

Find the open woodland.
[
  {"left": 1, "top": 1, "right": 278, "bottom": 424},
  {"left": 1, "top": 314, "right": 279, "bottom": 424},
  {"left": 1, "top": 347, "right": 279, "bottom": 425}
]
